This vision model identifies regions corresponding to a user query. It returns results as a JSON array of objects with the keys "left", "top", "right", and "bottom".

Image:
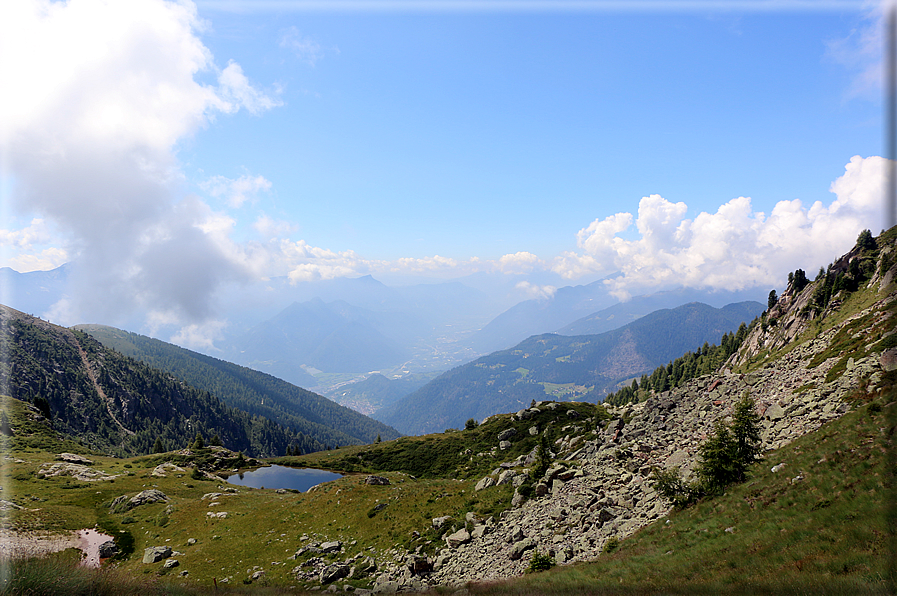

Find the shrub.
[
  {"left": 603, "top": 536, "right": 620, "bottom": 554},
  {"left": 527, "top": 551, "right": 556, "bottom": 573},
  {"left": 650, "top": 466, "right": 697, "bottom": 509}
]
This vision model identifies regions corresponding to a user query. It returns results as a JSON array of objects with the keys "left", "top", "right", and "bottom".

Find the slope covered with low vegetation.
[
  {"left": 77, "top": 324, "right": 401, "bottom": 447},
  {"left": 1, "top": 307, "right": 309, "bottom": 457}
]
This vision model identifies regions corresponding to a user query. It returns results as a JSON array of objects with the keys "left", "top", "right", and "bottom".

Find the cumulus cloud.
[
  {"left": 0, "top": 218, "right": 52, "bottom": 252},
  {"left": 201, "top": 173, "right": 272, "bottom": 208},
  {"left": 0, "top": 219, "right": 69, "bottom": 271},
  {"left": 279, "top": 240, "right": 372, "bottom": 282},
  {"left": 553, "top": 155, "right": 887, "bottom": 299},
  {"left": 0, "top": 0, "right": 279, "bottom": 326},
  {"left": 498, "top": 251, "right": 541, "bottom": 274}
]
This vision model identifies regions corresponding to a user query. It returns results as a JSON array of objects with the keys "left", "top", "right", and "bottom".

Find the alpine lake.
[{"left": 225, "top": 465, "right": 342, "bottom": 491}]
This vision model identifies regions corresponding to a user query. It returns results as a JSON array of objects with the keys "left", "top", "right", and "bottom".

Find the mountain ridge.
[
  {"left": 76, "top": 323, "right": 402, "bottom": 447},
  {"left": 376, "top": 300, "right": 764, "bottom": 434}
]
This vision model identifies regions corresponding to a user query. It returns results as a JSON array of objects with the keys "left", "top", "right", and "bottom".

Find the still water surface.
[{"left": 226, "top": 465, "right": 341, "bottom": 491}]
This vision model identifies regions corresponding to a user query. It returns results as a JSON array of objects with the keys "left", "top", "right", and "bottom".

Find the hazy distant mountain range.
[
  {"left": 3, "top": 263, "right": 768, "bottom": 405},
  {"left": 374, "top": 301, "right": 764, "bottom": 435}
]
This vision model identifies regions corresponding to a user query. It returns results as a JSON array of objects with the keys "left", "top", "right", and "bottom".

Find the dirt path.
[{"left": 75, "top": 340, "right": 134, "bottom": 437}]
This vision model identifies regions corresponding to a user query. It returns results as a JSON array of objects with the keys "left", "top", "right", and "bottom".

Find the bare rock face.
[
  {"left": 364, "top": 475, "right": 390, "bottom": 485},
  {"left": 320, "top": 563, "right": 350, "bottom": 584},
  {"left": 152, "top": 462, "right": 186, "bottom": 477},
  {"left": 320, "top": 541, "right": 342, "bottom": 553},
  {"left": 497, "top": 428, "right": 517, "bottom": 442},
  {"left": 38, "top": 463, "right": 118, "bottom": 482}
]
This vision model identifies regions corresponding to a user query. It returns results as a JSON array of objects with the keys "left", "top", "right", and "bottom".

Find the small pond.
[{"left": 225, "top": 465, "right": 341, "bottom": 491}]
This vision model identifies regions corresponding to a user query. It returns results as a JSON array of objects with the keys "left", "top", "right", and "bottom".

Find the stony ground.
[{"left": 355, "top": 294, "right": 890, "bottom": 593}]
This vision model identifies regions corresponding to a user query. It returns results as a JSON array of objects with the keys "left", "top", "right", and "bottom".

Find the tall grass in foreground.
[
  {"left": 1, "top": 552, "right": 156, "bottom": 596},
  {"left": 0, "top": 552, "right": 301, "bottom": 596}
]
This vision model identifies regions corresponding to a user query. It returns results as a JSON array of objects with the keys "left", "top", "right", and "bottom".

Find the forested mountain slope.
[
  {"left": 76, "top": 324, "right": 401, "bottom": 446},
  {"left": 377, "top": 301, "right": 763, "bottom": 435},
  {"left": 1, "top": 306, "right": 307, "bottom": 457}
]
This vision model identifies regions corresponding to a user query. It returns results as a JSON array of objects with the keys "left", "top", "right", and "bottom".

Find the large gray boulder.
[
  {"left": 320, "top": 563, "right": 350, "bottom": 584},
  {"left": 509, "top": 537, "right": 536, "bottom": 560},
  {"left": 474, "top": 476, "right": 495, "bottom": 491},
  {"left": 764, "top": 403, "right": 785, "bottom": 421},
  {"left": 58, "top": 453, "right": 93, "bottom": 465},
  {"left": 143, "top": 546, "right": 172, "bottom": 564},
  {"left": 444, "top": 528, "right": 471, "bottom": 548},
  {"left": 98, "top": 541, "right": 118, "bottom": 559},
  {"left": 320, "top": 540, "right": 342, "bottom": 553},
  {"left": 129, "top": 489, "right": 169, "bottom": 508},
  {"left": 364, "top": 475, "right": 390, "bottom": 485},
  {"left": 497, "top": 428, "right": 517, "bottom": 442}
]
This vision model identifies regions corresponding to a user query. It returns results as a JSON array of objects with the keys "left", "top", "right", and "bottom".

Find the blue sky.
[
  {"left": 0, "top": 0, "right": 890, "bottom": 331},
  {"left": 187, "top": 7, "right": 880, "bottom": 260}
]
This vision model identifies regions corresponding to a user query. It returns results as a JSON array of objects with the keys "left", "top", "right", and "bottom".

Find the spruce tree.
[{"left": 730, "top": 394, "right": 762, "bottom": 481}]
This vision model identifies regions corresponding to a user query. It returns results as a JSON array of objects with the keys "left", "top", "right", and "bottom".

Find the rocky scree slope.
[{"left": 353, "top": 237, "right": 896, "bottom": 591}]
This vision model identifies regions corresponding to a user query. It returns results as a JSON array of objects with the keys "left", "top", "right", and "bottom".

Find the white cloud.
[
  {"left": 4, "top": 248, "right": 69, "bottom": 273},
  {"left": 280, "top": 240, "right": 372, "bottom": 282},
  {"left": 554, "top": 155, "right": 887, "bottom": 298},
  {"left": 201, "top": 173, "right": 273, "bottom": 208},
  {"left": 498, "top": 251, "right": 541, "bottom": 274},
  {"left": 825, "top": 3, "right": 886, "bottom": 100},
  {"left": 253, "top": 214, "right": 297, "bottom": 238},
  {"left": 279, "top": 26, "right": 326, "bottom": 66},
  {"left": 0, "top": 219, "right": 69, "bottom": 271},
  {"left": 170, "top": 319, "right": 228, "bottom": 351},
  {"left": 0, "top": 218, "right": 51, "bottom": 251},
  {"left": 217, "top": 61, "right": 283, "bottom": 115},
  {"left": 0, "top": 0, "right": 280, "bottom": 326},
  {"left": 515, "top": 281, "right": 557, "bottom": 300}
]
